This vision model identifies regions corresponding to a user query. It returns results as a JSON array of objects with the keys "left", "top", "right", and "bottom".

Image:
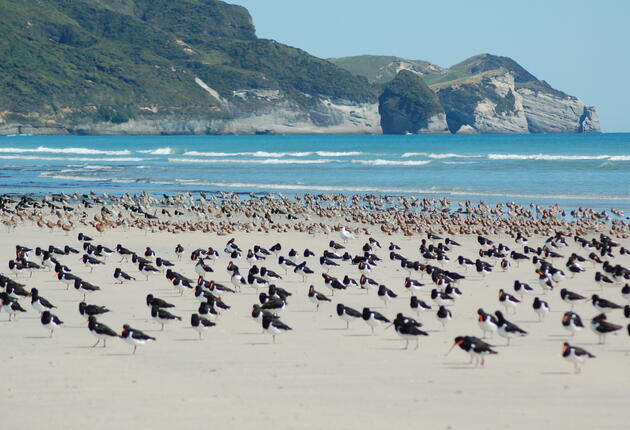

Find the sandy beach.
[{"left": 1, "top": 194, "right": 629, "bottom": 430}]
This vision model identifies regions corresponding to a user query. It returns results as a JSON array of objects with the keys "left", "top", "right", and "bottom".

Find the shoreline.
[{"left": 1, "top": 191, "right": 629, "bottom": 429}]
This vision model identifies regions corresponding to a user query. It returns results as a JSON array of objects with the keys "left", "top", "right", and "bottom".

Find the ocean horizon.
[{"left": 1, "top": 132, "right": 629, "bottom": 211}]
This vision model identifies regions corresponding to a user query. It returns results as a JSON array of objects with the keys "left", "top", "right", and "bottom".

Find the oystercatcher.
[
  {"left": 227, "top": 262, "right": 247, "bottom": 291},
  {"left": 190, "top": 314, "right": 216, "bottom": 339},
  {"left": 175, "top": 244, "right": 184, "bottom": 260},
  {"left": 278, "top": 256, "right": 296, "bottom": 274},
  {"left": 562, "top": 311, "right": 584, "bottom": 337},
  {"left": 87, "top": 316, "right": 118, "bottom": 347},
  {"left": 308, "top": 285, "right": 331, "bottom": 311},
  {"left": 30, "top": 288, "right": 56, "bottom": 313},
  {"left": 362, "top": 307, "right": 390, "bottom": 335},
  {"left": 116, "top": 244, "right": 134, "bottom": 263},
  {"left": 404, "top": 277, "right": 424, "bottom": 295},
  {"left": 259, "top": 293, "right": 285, "bottom": 315},
  {"left": 447, "top": 336, "right": 497, "bottom": 366},
  {"left": 194, "top": 259, "right": 214, "bottom": 279},
  {"left": 537, "top": 271, "right": 554, "bottom": 294},
  {"left": 513, "top": 280, "right": 534, "bottom": 298},
  {"left": 336, "top": 303, "right": 362, "bottom": 328},
  {"left": 294, "top": 262, "right": 314, "bottom": 282},
  {"left": 495, "top": 310, "right": 528, "bottom": 345},
  {"left": 436, "top": 305, "right": 452, "bottom": 328},
  {"left": 562, "top": 342, "right": 595, "bottom": 374},
  {"left": 343, "top": 275, "right": 359, "bottom": 289},
  {"left": 590, "top": 313, "right": 621, "bottom": 344},
  {"left": 560, "top": 288, "right": 585, "bottom": 310},
  {"left": 532, "top": 297, "right": 550, "bottom": 321},
  {"left": 0, "top": 293, "right": 26, "bottom": 321},
  {"left": 121, "top": 324, "right": 156, "bottom": 353},
  {"left": 377, "top": 284, "right": 398, "bottom": 307},
  {"left": 82, "top": 254, "right": 104, "bottom": 273},
  {"left": 595, "top": 272, "right": 614, "bottom": 290},
  {"left": 113, "top": 267, "right": 135, "bottom": 284},
  {"left": 477, "top": 308, "right": 498, "bottom": 338},
  {"left": 388, "top": 313, "right": 429, "bottom": 350},
  {"left": 41, "top": 310, "right": 63, "bottom": 338},
  {"left": 591, "top": 294, "right": 622, "bottom": 313},
  {"left": 410, "top": 296, "right": 432, "bottom": 317},
  {"left": 79, "top": 302, "right": 109, "bottom": 320},
  {"left": 262, "top": 315, "right": 292, "bottom": 343},
  {"left": 498, "top": 289, "right": 520, "bottom": 314},
  {"left": 138, "top": 262, "right": 160, "bottom": 281},
  {"left": 151, "top": 304, "right": 182, "bottom": 330},
  {"left": 74, "top": 279, "right": 101, "bottom": 301},
  {"left": 431, "top": 289, "right": 454, "bottom": 306},
  {"left": 260, "top": 267, "right": 282, "bottom": 283}
]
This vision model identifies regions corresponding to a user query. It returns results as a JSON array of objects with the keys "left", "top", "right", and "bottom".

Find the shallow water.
[{"left": 0, "top": 133, "right": 629, "bottom": 209}]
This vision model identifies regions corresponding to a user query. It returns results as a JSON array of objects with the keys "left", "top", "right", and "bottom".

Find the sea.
[{"left": 0, "top": 133, "right": 629, "bottom": 211}]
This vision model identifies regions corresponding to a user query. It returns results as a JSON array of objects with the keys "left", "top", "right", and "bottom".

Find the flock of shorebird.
[
  {"left": 1, "top": 192, "right": 628, "bottom": 239},
  {"left": 1, "top": 213, "right": 629, "bottom": 373}
]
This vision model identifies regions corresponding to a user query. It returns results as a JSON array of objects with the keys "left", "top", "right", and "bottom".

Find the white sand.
[{"left": 1, "top": 225, "right": 628, "bottom": 430}]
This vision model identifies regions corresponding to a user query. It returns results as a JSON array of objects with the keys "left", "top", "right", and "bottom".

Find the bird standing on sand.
[
  {"left": 362, "top": 307, "right": 390, "bottom": 335},
  {"left": 562, "top": 342, "right": 595, "bottom": 374},
  {"left": 191, "top": 314, "right": 216, "bottom": 339},
  {"left": 562, "top": 311, "right": 584, "bottom": 337},
  {"left": 30, "top": 288, "right": 56, "bottom": 313},
  {"left": 121, "top": 324, "right": 156, "bottom": 353},
  {"left": 499, "top": 289, "right": 520, "bottom": 314},
  {"left": 477, "top": 308, "right": 498, "bottom": 338},
  {"left": 532, "top": 297, "right": 550, "bottom": 321},
  {"left": 590, "top": 313, "right": 621, "bottom": 344},
  {"left": 377, "top": 284, "right": 397, "bottom": 307},
  {"left": 436, "top": 305, "right": 452, "bottom": 328},
  {"left": 308, "top": 285, "right": 331, "bottom": 311},
  {"left": 340, "top": 226, "right": 355, "bottom": 243},
  {"left": 262, "top": 315, "right": 292, "bottom": 343},
  {"left": 447, "top": 336, "right": 497, "bottom": 366},
  {"left": 495, "top": 310, "right": 528, "bottom": 345},
  {"left": 151, "top": 304, "right": 182, "bottom": 331},
  {"left": 41, "top": 311, "right": 63, "bottom": 338},
  {"left": 336, "top": 303, "right": 362, "bottom": 328},
  {"left": 388, "top": 313, "right": 428, "bottom": 350},
  {"left": 114, "top": 267, "right": 135, "bottom": 284},
  {"left": 0, "top": 292, "right": 26, "bottom": 321},
  {"left": 87, "top": 316, "right": 118, "bottom": 348}
]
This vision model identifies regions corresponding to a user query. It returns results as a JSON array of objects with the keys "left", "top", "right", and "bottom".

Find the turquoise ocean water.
[{"left": 0, "top": 133, "right": 629, "bottom": 210}]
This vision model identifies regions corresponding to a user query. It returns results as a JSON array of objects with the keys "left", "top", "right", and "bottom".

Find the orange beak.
[{"left": 446, "top": 339, "right": 464, "bottom": 356}]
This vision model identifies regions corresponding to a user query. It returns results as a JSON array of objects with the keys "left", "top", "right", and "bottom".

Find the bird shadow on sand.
[
  {"left": 173, "top": 338, "right": 201, "bottom": 342},
  {"left": 539, "top": 371, "right": 572, "bottom": 375},
  {"left": 235, "top": 332, "right": 262, "bottom": 335},
  {"left": 246, "top": 342, "right": 271, "bottom": 346},
  {"left": 442, "top": 365, "right": 478, "bottom": 370},
  {"left": 322, "top": 327, "right": 347, "bottom": 331},
  {"left": 372, "top": 346, "right": 409, "bottom": 351}
]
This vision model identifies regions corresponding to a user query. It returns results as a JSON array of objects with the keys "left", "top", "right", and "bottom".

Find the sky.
[{"left": 229, "top": 0, "right": 629, "bottom": 132}]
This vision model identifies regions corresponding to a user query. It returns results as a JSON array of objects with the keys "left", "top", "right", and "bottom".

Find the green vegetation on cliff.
[
  {"left": 0, "top": 0, "right": 375, "bottom": 124},
  {"left": 378, "top": 70, "right": 443, "bottom": 134}
]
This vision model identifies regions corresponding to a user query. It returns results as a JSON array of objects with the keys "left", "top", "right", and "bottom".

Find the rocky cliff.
[
  {"left": 0, "top": 1, "right": 599, "bottom": 135},
  {"left": 334, "top": 54, "right": 601, "bottom": 134},
  {"left": 378, "top": 70, "right": 448, "bottom": 134}
]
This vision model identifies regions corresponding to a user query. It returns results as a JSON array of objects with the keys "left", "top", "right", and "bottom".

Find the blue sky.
[{"left": 230, "top": 0, "right": 629, "bottom": 132}]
